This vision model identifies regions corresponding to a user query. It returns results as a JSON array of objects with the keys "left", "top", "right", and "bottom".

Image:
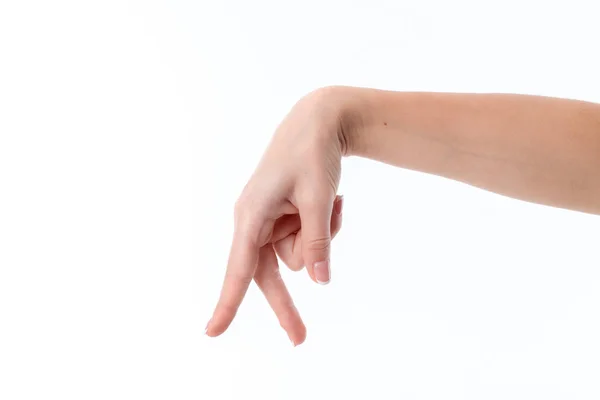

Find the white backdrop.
[{"left": 1, "top": 1, "right": 600, "bottom": 399}]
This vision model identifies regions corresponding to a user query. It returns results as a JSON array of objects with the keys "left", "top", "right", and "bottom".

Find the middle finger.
[{"left": 254, "top": 244, "right": 306, "bottom": 346}]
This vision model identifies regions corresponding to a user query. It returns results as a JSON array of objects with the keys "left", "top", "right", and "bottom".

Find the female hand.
[{"left": 205, "top": 87, "right": 350, "bottom": 345}]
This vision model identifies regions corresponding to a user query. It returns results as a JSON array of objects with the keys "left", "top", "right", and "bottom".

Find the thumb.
[{"left": 298, "top": 196, "right": 334, "bottom": 285}]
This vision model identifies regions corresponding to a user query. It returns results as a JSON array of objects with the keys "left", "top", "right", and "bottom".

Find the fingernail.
[
  {"left": 204, "top": 319, "right": 211, "bottom": 336},
  {"left": 314, "top": 260, "right": 330, "bottom": 285},
  {"left": 290, "top": 338, "right": 297, "bottom": 347},
  {"left": 334, "top": 195, "right": 344, "bottom": 215}
]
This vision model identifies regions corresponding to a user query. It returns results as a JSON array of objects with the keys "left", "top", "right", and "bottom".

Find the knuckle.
[
  {"left": 277, "top": 249, "right": 304, "bottom": 272},
  {"left": 296, "top": 185, "right": 334, "bottom": 211},
  {"left": 305, "top": 236, "right": 331, "bottom": 252},
  {"left": 258, "top": 264, "right": 282, "bottom": 281},
  {"left": 300, "top": 197, "right": 323, "bottom": 211},
  {"left": 233, "top": 196, "right": 262, "bottom": 245},
  {"left": 236, "top": 222, "right": 257, "bottom": 245},
  {"left": 291, "top": 251, "right": 305, "bottom": 270},
  {"left": 288, "top": 262, "right": 304, "bottom": 272},
  {"left": 295, "top": 184, "right": 327, "bottom": 206},
  {"left": 271, "top": 269, "right": 284, "bottom": 283},
  {"left": 225, "top": 269, "right": 253, "bottom": 287},
  {"left": 233, "top": 196, "right": 249, "bottom": 221},
  {"left": 297, "top": 197, "right": 327, "bottom": 214},
  {"left": 282, "top": 254, "right": 304, "bottom": 271}
]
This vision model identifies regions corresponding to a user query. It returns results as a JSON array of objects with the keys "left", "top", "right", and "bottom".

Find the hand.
[{"left": 205, "top": 87, "right": 350, "bottom": 345}]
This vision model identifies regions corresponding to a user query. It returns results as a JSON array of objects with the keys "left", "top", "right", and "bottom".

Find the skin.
[{"left": 205, "top": 86, "right": 600, "bottom": 345}]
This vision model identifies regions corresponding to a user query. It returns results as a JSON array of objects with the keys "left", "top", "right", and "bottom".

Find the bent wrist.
[{"left": 304, "top": 86, "right": 371, "bottom": 157}]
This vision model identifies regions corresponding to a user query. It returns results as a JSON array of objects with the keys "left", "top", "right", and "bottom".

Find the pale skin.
[{"left": 205, "top": 86, "right": 600, "bottom": 345}]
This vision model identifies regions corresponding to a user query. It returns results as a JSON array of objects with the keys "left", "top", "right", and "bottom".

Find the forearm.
[{"left": 337, "top": 87, "right": 600, "bottom": 214}]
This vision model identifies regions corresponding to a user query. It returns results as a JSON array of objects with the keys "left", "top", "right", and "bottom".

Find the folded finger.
[
  {"left": 274, "top": 195, "right": 343, "bottom": 273},
  {"left": 274, "top": 231, "right": 304, "bottom": 272}
]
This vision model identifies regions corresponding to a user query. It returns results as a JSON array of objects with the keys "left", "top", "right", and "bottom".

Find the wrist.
[{"left": 305, "top": 86, "right": 369, "bottom": 157}]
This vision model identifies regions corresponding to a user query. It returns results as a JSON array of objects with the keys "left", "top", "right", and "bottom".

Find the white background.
[{"left": 1, "top": 1, "right": 600, "bottom": 399}]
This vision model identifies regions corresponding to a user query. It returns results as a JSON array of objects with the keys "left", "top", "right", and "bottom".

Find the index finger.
[{"left": 206, "top": 231, "right": 260, "bottom": 337}]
